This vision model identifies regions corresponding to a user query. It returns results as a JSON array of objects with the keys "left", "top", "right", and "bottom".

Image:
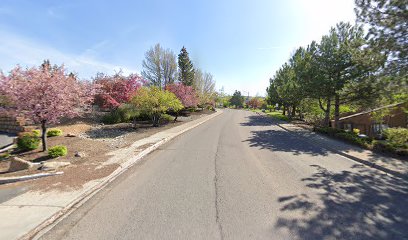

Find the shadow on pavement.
[
  {"left": 244, "top": 129, "right": 329, "bottom": 156},
  {"left": 241, "top": 115, "right": 330, "bottom": 156},
  {"left": 275, "top": 164, "right": 408, "bottom": 239}
]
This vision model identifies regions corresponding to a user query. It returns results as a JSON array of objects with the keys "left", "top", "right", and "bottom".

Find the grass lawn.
[
  {"left": 249, "top": 108, "right": 289, "bottom": 121},
  {"left": 265, "top": 110, "right": 289, "bottom": 121}
]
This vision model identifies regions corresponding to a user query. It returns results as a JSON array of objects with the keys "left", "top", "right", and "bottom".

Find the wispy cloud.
[{"left": 0, "top": 30, "right": 137, "bottom": 79}]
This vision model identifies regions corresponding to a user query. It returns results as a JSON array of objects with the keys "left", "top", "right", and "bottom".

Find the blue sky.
[{"left": 0, "top": 0, "right": 356, "bottom": 96}]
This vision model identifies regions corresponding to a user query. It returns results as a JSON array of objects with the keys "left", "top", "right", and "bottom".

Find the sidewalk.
[
  {"left": 0, "top": 110, "right": 222, "bottom": 240},
  {"left": 276, "top": 119, "right": 408, "bottom": 179}
]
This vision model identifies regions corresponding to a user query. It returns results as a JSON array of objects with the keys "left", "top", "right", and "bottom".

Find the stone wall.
[{"left": 0, "top": 115, "right": 26, "bottom": 133}]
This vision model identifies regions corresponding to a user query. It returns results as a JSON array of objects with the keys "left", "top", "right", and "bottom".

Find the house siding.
[{"left": 334, "top": 103, "right": 407, "bottom": 137}]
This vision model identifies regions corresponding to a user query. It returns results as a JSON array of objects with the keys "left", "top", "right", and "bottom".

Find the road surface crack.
[{"left": 214, "top": 135, "right": 224, "bottom": 240}]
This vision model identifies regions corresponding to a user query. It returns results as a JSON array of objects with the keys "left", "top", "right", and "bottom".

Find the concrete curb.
[
  {"left": 0, "top": 143, "right": 16, "bottom": 153},
  {"left": 0, "top": 172, "right": 64, "bottom": 184},
  {"left": 255, "top": 112, "right": 408, "bottom": 181},
  {"left": 23, "top": 110, "right": 223, "bottom": 240}
]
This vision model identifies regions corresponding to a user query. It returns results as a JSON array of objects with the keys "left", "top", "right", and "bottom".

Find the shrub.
[
  {"left": 48, "top": 145, "right": 68, "bottom": 158},
  {"left": 17, "top": 133, "right": 40, "bottom": 151},
  {"left": 207, "top": 105, "right": 215, "bottom": 111},
  {"left": 32, "top": 129, "right": 41, "bottom": 137},
  {"left": 102, "top": 104, "right": 140, "bottom": 124},
  {"left": 102, "top": 110, "right": 123, "bottom": 124},
  {"left": 352, "top": 128, "right": 360, "bottom": 135},
  {"left": 47, "top": 128, "right": 63, "bottom": 137},
  {"left": 335, "top": 132, "right": 369, "bottom": 148},
  {"left": 160, "top": 114, "right": 174, "bottom": 124},
  {"left": 314, "top": 127, "right": 344, "bottom": 136},
  {"left": 383, "top": 128, "right": 408, "bottom": 148},
  {"left": 372, "top": 140, "right": 408, "bottom": 156}
]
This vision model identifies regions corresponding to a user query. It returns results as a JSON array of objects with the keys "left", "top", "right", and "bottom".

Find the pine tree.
[{"left": 178, "top": 46, "right": 195, "bottom": 86}]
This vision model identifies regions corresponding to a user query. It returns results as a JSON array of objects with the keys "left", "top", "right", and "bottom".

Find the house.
[{"left": 334, "top": 102, "right": 407, "bottom": 138}]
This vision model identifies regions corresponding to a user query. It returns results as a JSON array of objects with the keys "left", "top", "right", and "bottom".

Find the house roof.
[{"left": 339, "top": 102, "right": 405, "bottom": 121}]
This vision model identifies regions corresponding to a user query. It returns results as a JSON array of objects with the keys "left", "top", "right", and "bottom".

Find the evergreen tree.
[
  {"left": 355, "top": 0, "right": 408, "bottom": 75},
  {"left": 229, "top": 90, "right": 244, "bottom": 108},
  {"left": 178, "top": 46, "right": 195, "bottom": 86}
]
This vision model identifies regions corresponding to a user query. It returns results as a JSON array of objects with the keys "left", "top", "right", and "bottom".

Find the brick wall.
[{"left": 0, "top": 115, "right": 26, "bottom": 133}]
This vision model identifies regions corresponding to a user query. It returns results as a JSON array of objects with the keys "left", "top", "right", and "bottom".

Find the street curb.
[
  {"left": 0, "top": 172, "right": 64, "bottom": 184},
  {"left": 22, "top": 110, "right": 223, "bottom": 240},
  {"left": 0, "top": 143, "right": 16, "bottom": 153},
  {"left": 255, "top": 112, "right": 408, "bottom": 181}
]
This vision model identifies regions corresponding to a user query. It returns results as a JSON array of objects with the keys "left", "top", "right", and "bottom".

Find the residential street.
[{"left": 40, "top": 109, "right": 408, "bottom": 240}]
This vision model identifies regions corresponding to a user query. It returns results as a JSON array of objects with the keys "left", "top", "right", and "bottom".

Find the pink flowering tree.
[
  {"left": 93, "top": 72, "right": 145, "bottom": 109},
  {"left": 166, "top": 83, "right": 198, "bottom": 120},
  {"left": 0, "top": 61, "right": 95, "bottom": 151}
]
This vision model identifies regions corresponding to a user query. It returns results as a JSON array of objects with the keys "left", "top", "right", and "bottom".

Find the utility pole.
[{"left": 242, "top": 91, "right": 250, "bottom": 107}]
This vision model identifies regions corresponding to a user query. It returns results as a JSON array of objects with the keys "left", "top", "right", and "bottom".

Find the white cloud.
[{"left": 0, "top": 30, "right": 138, "bottom": 79}]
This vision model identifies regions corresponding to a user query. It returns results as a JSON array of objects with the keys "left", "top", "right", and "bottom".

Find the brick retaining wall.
[{"left": 0, "top": 115, "right": 26, "bottom": 133}]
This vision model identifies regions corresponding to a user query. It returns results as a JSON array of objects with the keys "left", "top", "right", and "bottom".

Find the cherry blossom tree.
[
  {"left": 166, "top": 83, "right": 199, "bottom": 121},
  {"left": 0, "top": 61, "right": 95, "bottom": 151},
  {"left": 166, "top": 83, "right": 198, "bottom": 108},
  {"left": 93, "top": 72, "right": 145, "bottom": 109}
]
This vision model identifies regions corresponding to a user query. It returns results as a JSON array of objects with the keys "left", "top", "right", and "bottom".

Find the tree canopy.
[{"left": 178, "top": 46, "right": 195, "bottom": 86}]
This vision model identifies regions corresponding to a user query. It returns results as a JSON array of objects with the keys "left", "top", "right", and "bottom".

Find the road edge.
[
  {"left": 23, "top": 110, "right": 223, "bottom": 240},
  {"left": 255, "top": 112, "right": 408, "bottom": 181}
]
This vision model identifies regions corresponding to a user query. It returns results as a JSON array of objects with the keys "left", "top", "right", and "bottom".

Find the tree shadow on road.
[
  {"left": 244, "top": 129, "right": 330, "bottom": 156},
  {"left": 240, "top": 114, "right": 278, "bottom": 127},
  {"left": 275, "top": 164, "right": 408, "bottom": 239}
]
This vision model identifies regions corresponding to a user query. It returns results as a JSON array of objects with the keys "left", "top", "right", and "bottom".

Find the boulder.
[
  {"left": 41, "top": 161, "right": 70, "bottom": 171},
  {"left": 8, "top": 157, "right": 42, "bottom": 172},
  {"left": 74, "top": 151, "right": 86, "bottom": 158}
]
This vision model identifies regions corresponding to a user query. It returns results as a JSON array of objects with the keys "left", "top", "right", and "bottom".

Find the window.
[
  {"left": 343, "top": 123, "right": 352, "bottom": 131},
  {"left": 372, "top": 123, "right": 389, "bottom": 134}
]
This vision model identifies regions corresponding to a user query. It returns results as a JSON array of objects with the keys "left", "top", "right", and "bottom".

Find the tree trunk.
[
  {"left": 41, "top": 121, "right": 47, "bottom": 152},
  {"left": 152, "top": 114, "right": 160, "bottom": 127},
  {"left": 334, "top": 94, "right": 340, "bottom": 129},
  {"left": 324, "top": 97, "right": 331, "bottom": 127},
  {"left": 282, "top": 105, "right": 286, "bottom": 115},
  {"left": 174, "top": 112, "right": 179, "bottom": 122}
]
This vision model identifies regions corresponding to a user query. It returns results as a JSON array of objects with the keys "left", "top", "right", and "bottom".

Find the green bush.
[
  {"left": 372, "top": 140, "right": 408, "bottom": 156},
  {"left": 383, "top": 128, "right": 408, "bottom": 148},
  {"left": 160, "top": 114, "right": 174, "bottom": 124},
  {"left": 32, "top": 129, "right": 41, "bottom": 137},
  {"left": 335, "top": 132, "right": 369, "bottom": 148},
  {"left": 102, "top": 104, "right": 140, "bottom": 124},
  {"left": 102, "top": 110, "right": 123, "bottom": 124},
  {"left": 17, "top": 133, "right": 40, "bottom": 151},
  {"left": 48, "top": 145, "right": 68, "bottom": 158},
  {"left": 314, "top": 127, "right": 344, "bottom": 136},
  {"left": 47, "top": 128, "right": 63, "bottom": 137}
]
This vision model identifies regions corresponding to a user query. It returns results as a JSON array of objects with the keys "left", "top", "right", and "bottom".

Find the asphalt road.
[{"left": 40, "top": 109, "right": 408, "bottom": 240}]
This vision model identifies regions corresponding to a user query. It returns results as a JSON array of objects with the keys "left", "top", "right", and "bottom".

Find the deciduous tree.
[
  {"left": 0, "top": 61, "right": 95, "bottom": 151},
  {"left": 142, "top": 43, "right": 177, "bottom": 89},
  {"left": 93, "top": 71, "right": 144, "bottom": 109},
  {"left": 131, "top": 87, "right": 183, "bottom": 127}
]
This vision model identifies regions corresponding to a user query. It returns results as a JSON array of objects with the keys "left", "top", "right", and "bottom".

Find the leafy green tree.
[
  {"left": 355, "top": 0, "right": 408, "bottom": 75},
  {"left": 131, "top": 87, "right": 183, "bottom": 127},
  {"left": 178, "top": 46, "right": 195, "bottom": 86},
  {"left": 229, "top": 90, "right": 244, "bottom": 108},
  {"left": 312, "top": 22, "right": 378, "bottom": 127}
]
